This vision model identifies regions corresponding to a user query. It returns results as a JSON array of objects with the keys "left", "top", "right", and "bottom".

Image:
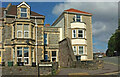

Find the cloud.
[{"left": 52, "top": 2, "right": 118, "bottom": 52}]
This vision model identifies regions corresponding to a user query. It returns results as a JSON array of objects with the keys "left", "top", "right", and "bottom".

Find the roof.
[
  {"left": 2, "top": 4, "right": 44, "bottom": 17},
  {"left": 64, "top": 8, "right": 92, "bottom": 15}
]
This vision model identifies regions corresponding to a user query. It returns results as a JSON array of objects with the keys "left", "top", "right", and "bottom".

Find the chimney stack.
[{"left": 45, "top": 24, "right": 50, "bottom": 27}]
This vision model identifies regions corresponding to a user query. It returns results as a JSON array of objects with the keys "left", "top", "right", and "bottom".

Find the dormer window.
[{"left": 21, "top": 8, "right": 27, "bottom": 17}]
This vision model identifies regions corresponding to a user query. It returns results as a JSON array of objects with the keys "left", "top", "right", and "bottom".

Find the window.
[
  {"left": 52, "top": 51, "right": 56, "bottom": 57},
  {"left": 44, "top": 51, "right": 48, "bottom": 61},
  {"left": 21, "top": 8, "right": 27, "bottom": 17},
  {"left": 24, "top": 47, "right": 29, "bottom": 64},
  {"left": 78, "top": 30, "right": 83, "bottom": 38},
  {"left": 72, "top": 30, "right": 76, "bottom": 38},
  {"left": 73, "top": 46, "right": 77, "bottom": 55},
  {"left": 78, "top": 46, "right": 83, "bottom": 55},
  {"left": 31, "top": 48, "right": 34, "bottom": 62},
  {"left": 52, "top": 51, "right": 57, "bottom": 62},
  {"left": 17, "top": 24, "right": 22, "bottom": 37},
  {"left": 17, "top": 47, "right": 22, "bottom": 62},
  {"left": 76, "top": 15, "right": 81, "bottom": 22},
  {"left": 44, "top": 33, "right": 47, "bottom": 45},
  {"left": 24, "top": 24, "right": 29, "bottom": 37}
]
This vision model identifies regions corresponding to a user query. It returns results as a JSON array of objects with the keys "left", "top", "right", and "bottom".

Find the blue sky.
[{"left": 2, "top": 2, "right": 118, "bottom": 53}]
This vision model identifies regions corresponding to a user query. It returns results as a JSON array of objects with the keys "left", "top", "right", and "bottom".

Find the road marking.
[
  {"left": 98, "top": 71, "right": 119, "bottom": 75},
  {"left": 68, "top": 72, "right": 89, "bottom": 75}
]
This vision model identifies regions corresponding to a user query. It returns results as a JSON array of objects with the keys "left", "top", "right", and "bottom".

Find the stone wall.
[
  {"left": 59, "top": 37, "right": 76, "bottom": 67},
  {"left": 2, "top": 62, "right": 58, "bottom": 76}
]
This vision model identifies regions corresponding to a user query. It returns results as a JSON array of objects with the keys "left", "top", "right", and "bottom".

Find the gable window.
[
  {"left": 24, "top": 24, "right": 29, "bottom": 37},
  {"left": 78, "top": 30, "right": 83, "bottom": 38},
  {"left": 72, "top": 30, "right": 76, "bottom": 38},
  {"left": 73, "top": 46, "right": 77, "bottom": 55},
  {"left": 17, "top": 24, "right": 22, "bottom": 38},
  {"left": 21, "top": 8, "right": 27, "bottom": 17},
  {"left": 78, "top": 46, "right": 84, "bottom": 55}
]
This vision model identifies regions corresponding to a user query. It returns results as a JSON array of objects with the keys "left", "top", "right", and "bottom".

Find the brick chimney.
[{"left": 45, "top": 24, "right": 50, "bottom": 27}]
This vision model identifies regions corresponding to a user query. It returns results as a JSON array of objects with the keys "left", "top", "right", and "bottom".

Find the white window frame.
[
  {"left": 73, "top": 46, "right": 77, "bottom": 55},
  {"left": 24, "top": 47, "right": 29, "bottom": 65},
  {"left": 51, "top": 51, "right": 57, "bottom": 62},
  {"left": 72, "top": 30, "right": 76, "bottom": 38},
  {"left": 17, "top": 47, "right": 22, "bottom": 62},
  {"left": 21, "top": 8, "right": 27, "bottom": 17},
  {"left": 78, "top": 46, "right": 84, "bottom": 55},
  {"left": 75, "top": 15, "right": 82, "bottom": 22},
  {"left": 78, "top": 30, "right": 84, "bottom": 38}
]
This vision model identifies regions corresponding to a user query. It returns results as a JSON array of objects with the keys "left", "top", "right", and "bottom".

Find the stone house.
[
  {"left": 0, "top": 2, "right": 62, "bottom": 66},
  {"left": 0, "top": 1, "right": 45, "bottom": 66},
  {"left": 52, "top": 8, "right": 93, "bottom": 61}
]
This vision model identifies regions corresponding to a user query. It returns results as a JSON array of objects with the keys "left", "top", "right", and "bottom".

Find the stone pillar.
[
  {"left": 22, "top": 47, "right": 24, "bottom": 62},
  {"left": 29, "top": 46, "right": 32, "bottom": 65},
  {"left": 15, "top": 46, "right": 17, "bottom": 65}
]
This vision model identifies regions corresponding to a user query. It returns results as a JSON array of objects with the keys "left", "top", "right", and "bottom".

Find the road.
[
  {"left": 98, "top": 56, "right": 119, "bottom": 66},
  {"left": 57, "top": 57, "right": 119, "bottom": 75}
]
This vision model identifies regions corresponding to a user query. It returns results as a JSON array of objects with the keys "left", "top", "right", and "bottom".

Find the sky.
[{"left": 1, "top": 1, "right": 118, "bottom": 53}]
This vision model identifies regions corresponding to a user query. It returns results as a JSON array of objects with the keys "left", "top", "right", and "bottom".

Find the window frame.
[
  {"left": 24, "top": 47, "right": 29, "bottom": 65},
  {"left": 72, "top": 30, "right": 76, "bottom": 38},
  {"left": 78, "top": 46, "right": 84, "bottom": 55},
  {"left": 72, "top": 46, "right": 77, "bottom": 55},
  {"left": 17, "top": 47, "right": 22, "bottom": 62},
  {"left": 75, "top": 14, "right": 81, "bottom": 22},
  {"left": 20, "top": 8, "right": 27, "bottom": 18},
  {"left": 24, "top": 24, "right": 29, "bottom": 38},
  {"left": 78, "top": 30, "right": 84, "bottom": 38}
]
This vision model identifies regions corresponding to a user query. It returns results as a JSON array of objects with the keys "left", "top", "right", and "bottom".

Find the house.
[
  {"left": 0, "top": 1, "right": 45, "bottom": 66},
  {"left": 52, "top": 8, "right": 93, "bottom": 61}
]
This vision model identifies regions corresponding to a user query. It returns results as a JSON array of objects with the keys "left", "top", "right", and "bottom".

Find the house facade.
[
  {"left": 52, "top": 8, "right": 93, "bottom": 61},
  {"left": 0, "top": 2, "right": 45, "bottom": 65}
]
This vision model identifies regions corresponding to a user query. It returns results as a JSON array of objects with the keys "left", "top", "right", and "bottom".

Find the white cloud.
[{"left": 52, "top": 2, "right": 118, "bottom": 52}]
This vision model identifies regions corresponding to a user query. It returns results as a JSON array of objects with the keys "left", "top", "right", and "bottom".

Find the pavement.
[{"left": 57, "top": 57, "right": 119, "bottom": 75}]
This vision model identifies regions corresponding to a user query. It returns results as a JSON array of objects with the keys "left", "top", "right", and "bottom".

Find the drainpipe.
[
  {"left": 35, "top": 17, "right": 38, "bottom": 65},
  {"left": 67, "top": 11, "right": 68, "bottom": 37}
]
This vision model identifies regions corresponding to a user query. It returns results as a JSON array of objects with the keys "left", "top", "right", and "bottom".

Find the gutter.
[{"left": 35, "top": 17, "right": 38, "bottom": 65}]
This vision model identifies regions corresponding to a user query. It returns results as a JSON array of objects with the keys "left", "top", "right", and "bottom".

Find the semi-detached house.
[{"left": 0, "top": 1, "right": 93, "bottom": 66}]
